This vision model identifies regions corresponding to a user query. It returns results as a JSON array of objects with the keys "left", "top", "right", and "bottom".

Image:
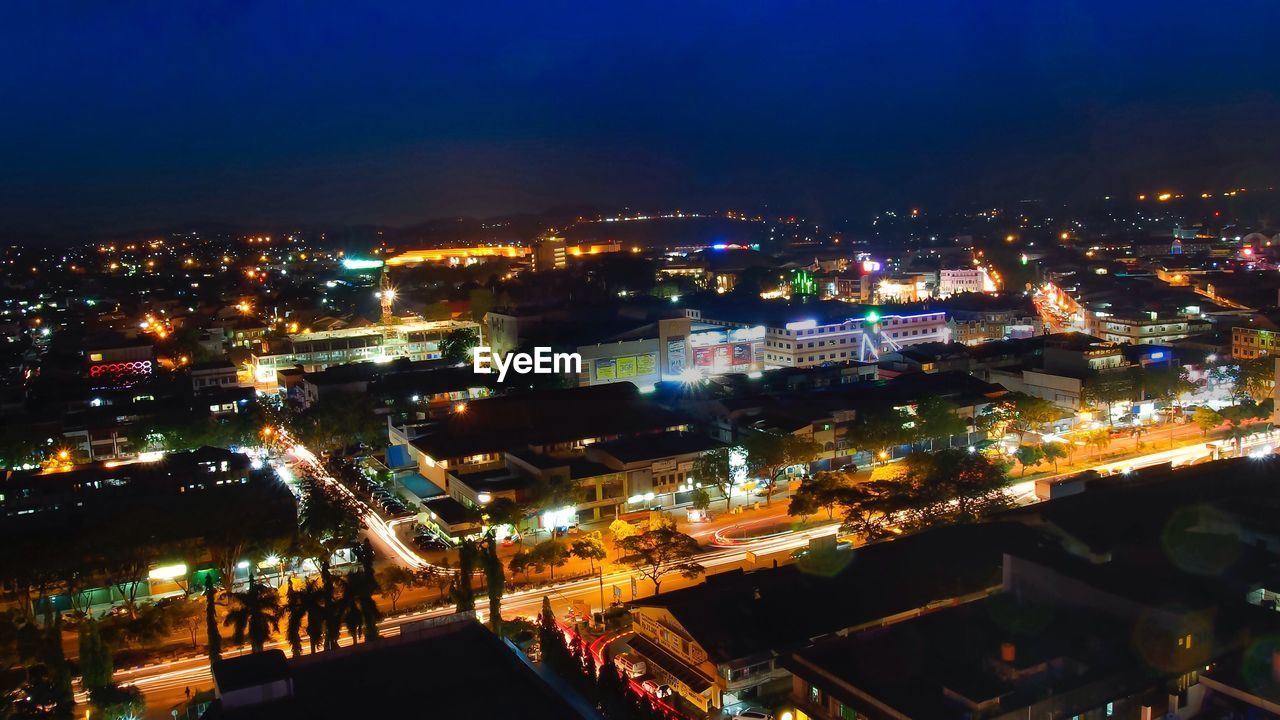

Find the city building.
[
  {"left": 533, "top": 236, "right": 567, "bottom": 271},
  {"left": 387, "top": 383, "right": 700, "bottom": 525},
  {"left": 683, "top": 298, "right": 949, "bottom": 367},
  {"left": 1231, "top": 310, "right": 1280, "bottom": 359},
  {"left": 622, "top": 523, "right": 1027, "bottom": 712},
  {"left": 249, "top": 318, "right": 480, "bottom": 386}
]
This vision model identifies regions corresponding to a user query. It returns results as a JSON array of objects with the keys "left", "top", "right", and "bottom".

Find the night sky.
[{"left": 3, "top": 2, "right": 1279, "bottom": 236}]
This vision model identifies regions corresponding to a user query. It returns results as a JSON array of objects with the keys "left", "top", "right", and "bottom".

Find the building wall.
[{"left": 1233, "top": 325, "right": 1280, "bottom": 359}]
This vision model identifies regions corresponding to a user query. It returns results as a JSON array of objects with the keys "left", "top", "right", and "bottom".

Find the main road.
[{"left": 126, "top": 429, "right": 1269, "bottom": 717}]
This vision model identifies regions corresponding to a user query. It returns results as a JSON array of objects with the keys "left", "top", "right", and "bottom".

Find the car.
[
  {"left": 730, "top": 710, "right": 774, "bottom": 720},
  {"left": 640, "top": 679, "right": 663, "bottom": 696}
]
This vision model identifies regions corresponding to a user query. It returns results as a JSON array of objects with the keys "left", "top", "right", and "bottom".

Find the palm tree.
[
  {"left": 224, "top": 577, "right": 283, "bottom": 653},
  {"left": 285, "top": 580, "right": 328, "bottom": 657}
]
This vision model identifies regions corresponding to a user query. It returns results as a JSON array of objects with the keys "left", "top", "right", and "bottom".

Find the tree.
[
  {"left": 690, "top": 487, "right": 711, "bottom": 512},
  {"left": 1227, "top": 357, "right": 1275, "bottom": 404},
  {"left": 1221, "top": 401, "right": 1267, "bottom": 451},
  {"left": 854, "top": 407, "right": 913, "bottom": 465},
  {"left": 788, "top": 472, "right": 851, "bottom": 521},
  {"left": 168, "top": 598, "right": 205, "bottom": 649},
  {"left": 294, "top": 392, "right": 386, "bottom": 453},
  {"left": 1015, "top": 444, "right": 1045, "bottom": 477},
  {"left": 691, "top": 447, "right": 736, "bottom": 512},
  {"left": 88, "top": 684, "right": 145, "bottom": 720},
  {"left": 1081, "top": 375, "right": 1136, "bottom": 426},
  {"left": 78, "top": 616, "right": 113, "bottom": 692},
  {"left": 616, "top": 527, "right": 705, "bottom": 594},
  {"left": 451, "top": 539, "right": 479, "bottom": 612},
  {"left": 608, "top": 519, "right": 638, "bottom": 545},
  {"left": 481, "top": 533, "right": 506, "bottom": 636},
  {"left": 570, "top": 532, "right": 608, "bottom": 574},
  {"left": 223, "top": 578, "right": 282, "bottom": 654},
  {"left": 1041, "top": 441, "right": 1068, "bottom": 472},
  {"left": 984, "top": 392, "right": 1060, "bottom": 440},
  {"left": 742, "top": 430, "right": 820, "bottom": 504},
  {"left": 285, "top": 578, "right": 328, "bottom": 656},
  {"left": 376, "top": 565, "right": 417, "bottom": 613},
  {"left": 914, "top": 397, "right": 967, "bottom": 450},
  {"left": 1194, "top": 406, "right": 1223, "bottom": 437},
  {"left": 532, "top": 539, "right": 570, "bottom": 581},
  {"left": 203, "top": 574, "right": 221, "bottom": 664},
  {"left": 538, "top": 595, "right": 570, "bottom": 672},
  {"left": 440, "top": 328, "right": 480, "bottom": 366}
]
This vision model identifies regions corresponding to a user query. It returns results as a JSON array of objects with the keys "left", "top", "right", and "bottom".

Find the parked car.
[
  {"left": 640, "top": 679, "right": 671, "bottom": 698},
  {"left": 613, "top": 653, "right": 647, "bottom": 678},
  {"left": 731, "top": 710, "right": 774, "bottom": 720}
]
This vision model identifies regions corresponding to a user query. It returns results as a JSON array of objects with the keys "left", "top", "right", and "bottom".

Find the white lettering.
[
  {"left": 555, "top": 351, "right": 582, "bottom": 374},
  {"left": 492, "top": 350, "right": 515, "bottom": 382},
  {"left": 471, "top": 346, "right": 582, "bottom": 382}
]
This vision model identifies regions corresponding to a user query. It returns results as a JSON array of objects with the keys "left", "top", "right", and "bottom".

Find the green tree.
[
  {"left": 616, "top": 527, "right": 705, "bottom": 594},
  {"left": 451, "top": 539, "right": 479, "bottom": 612},
  {"left": 690, "top": 487, "right": 711, "bottom": 512},
  {"left": 376, "top": 565, "right": 417, "bottom": 613},
  {"left": 569, "top": 532, "right": 608, "bottom": 574},
  {"left": 1227, "top": 357, "right": 1275, "bottom": 403},
  {"left": 788, "top": 471, "right": 851, "bottom": 521},
  {"left": 481, "top": 534, "right": 506, "bottom": 636},
  {"left": 440, "top": 328, "right": 481, "bottom": 366},
  {"left": 1193, "top": 406, "right": 1223, "bottom": 437},
  {"left": 854, "top": 407, "right": 913, "bottom": 465},
  {"left": 691, "top": 447, "right": 736, "bottom": 512},
  {"left": 532, "top": 539, "right": 570, "bottom": 581},
  {"left": 984, "top": 392, "right": 1060, "bottom": 440},
  {"left": 1041, "top": 441, "right": 1068, "bottom": 472},
  {"left": 223, "top": 578, "right": 282, "bottom": 653},
  {"left": 203, "top": 574, "right": 221, "bottom": 664},
  {"left": 88, "top": 685, "right": 145, "bottom": 720},
  {"left": 77, "top": 616, "right": 113, "bottom": 692},
  {"left": 914, "top": 397, "right": 968, "bottom": 450},
  {"left": 1015, "top": 444, "right": 1045, "bottom": 477},
  {"left": 742, "top": 430, "right": 820, "bottom": 504}
]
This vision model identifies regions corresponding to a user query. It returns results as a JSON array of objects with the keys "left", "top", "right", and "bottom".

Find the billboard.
[
  {"left": 731, "top": 342, "right": 752, "bottom": 365},
  {"left": 693, "top": 347, "right": 713, "bottom": 367},
  {"left": 636, "top": 352, "right": 656, "bottom": 375},
  {"left": 595, "top": 358, "right": 616, "bottom": 381},
  {"left": 617, "top": 356, "right": 637, "bottom": 379},
  {"left": 667, "top": 338, "right": 686, "bottom": 374}
]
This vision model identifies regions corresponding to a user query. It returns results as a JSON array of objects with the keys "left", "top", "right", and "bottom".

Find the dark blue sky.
[{"left": 3, "top": 2, "right": 1279, "bottom": 236}]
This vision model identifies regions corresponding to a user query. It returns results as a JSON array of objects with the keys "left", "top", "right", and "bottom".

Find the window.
[{"left": 809, "top": 684, "right": 822, "bottom": 704}]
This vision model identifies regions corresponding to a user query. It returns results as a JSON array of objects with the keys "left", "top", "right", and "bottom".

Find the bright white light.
[{"left": 148, "top": 563, "right": 188, "bottom": 581}]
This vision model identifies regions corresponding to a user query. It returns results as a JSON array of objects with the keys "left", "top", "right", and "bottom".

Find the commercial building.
[
  {"left": 782, "top": 457, "right": 1280, "bottom": 720},
  {"left": 683, "top": 298, "right": 949, "bottom": 367},
  {"left": 249, "top": 319, "right": 480, "bottom": 386},
  {"left": 385, "top": 245, "right": 530, "bottom": 266},
  {"left": 622, "top": 523, "right": 1026, "bottom": 713},
  {"left": 533, "top": 236, "right": 567, "bottom": 271},
  {"left": 387, "top": 383, "right": 706, "bottom": 525},
  {"left": 1, "top": 447, "right": 296, "bottom": 611},
  {"left": 1231, "top": 310, "right": 1280, "bottom": 359}
]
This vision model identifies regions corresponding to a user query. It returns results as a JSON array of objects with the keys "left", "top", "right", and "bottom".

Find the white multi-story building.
[
  {"left": 938, "top": 268, "right": 991, "bottom": 297},
  {"left": 687, "top": 305, "right": 949, "bottom": 368}
]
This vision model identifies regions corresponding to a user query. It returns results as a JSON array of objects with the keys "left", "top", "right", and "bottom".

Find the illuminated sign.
[
  {"left": 617, "top": 356, "right": 637, "bottom": 379},
  {"left": 862, "top": 260, "right": 882, "bottom": 273},
  {"left": 636, "top": 353, "right": 656, "bottom": 375},
  {"left": 341, "top": 258, "right": 385, "bottom": 270}
]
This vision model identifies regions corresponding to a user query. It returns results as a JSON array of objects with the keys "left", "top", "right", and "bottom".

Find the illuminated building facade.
[
  {"left": 385, "top": 246, "right": 530, "bottom": 266},
  {"left": 688, "top": 304, "right": 949, "bottom": 367},
  {"left": 249, "top": 319, "right": 481, "bottom": 386}
]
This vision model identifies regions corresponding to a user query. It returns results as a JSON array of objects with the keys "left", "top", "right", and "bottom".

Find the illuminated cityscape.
[{"left": 3, "top": 4, "right": 1280, "bottom": 720}]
